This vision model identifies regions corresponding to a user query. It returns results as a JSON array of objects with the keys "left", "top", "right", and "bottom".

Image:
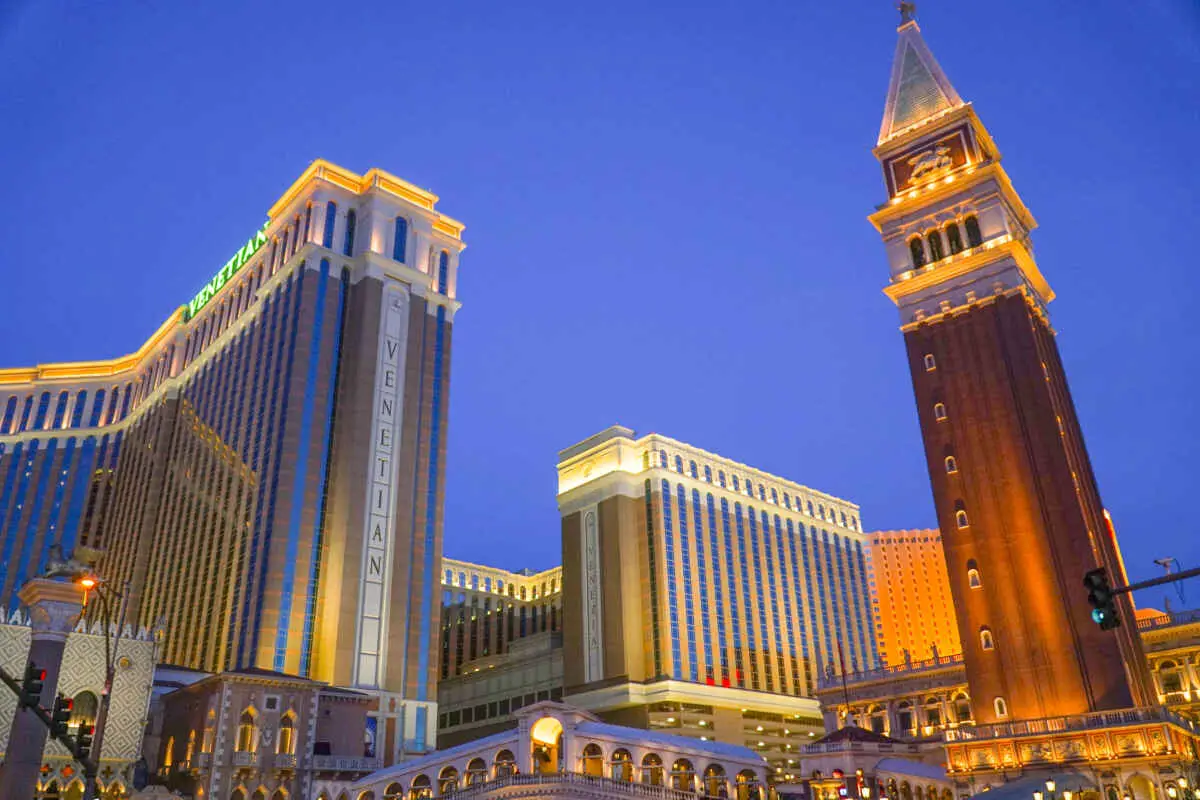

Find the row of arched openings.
[{"left": 909, "top": 216, "right": 983, "bottom": 268}]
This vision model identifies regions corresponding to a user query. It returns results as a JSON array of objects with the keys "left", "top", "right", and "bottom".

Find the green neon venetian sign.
[{"left": 185, "top": 222, "right": 270, "bottom": 319}]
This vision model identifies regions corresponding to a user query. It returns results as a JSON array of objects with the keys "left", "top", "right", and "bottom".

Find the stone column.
[{"left": 0, "top": 578, "right": 84, "bottom": 800}]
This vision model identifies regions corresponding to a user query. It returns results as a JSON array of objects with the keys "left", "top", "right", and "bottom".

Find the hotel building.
[
  {"left": 864, "top": 529, "right": 960, "bottom": 666},
  {"left": 0, "top": 159, "right": 465, "bottom": 755},
  {"left": 557, "top": 425, "right": 877, "bottom": 778}
]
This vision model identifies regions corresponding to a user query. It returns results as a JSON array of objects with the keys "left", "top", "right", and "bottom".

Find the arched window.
[
  {"left": 610, "top": 749, "right": 633, "bottom": 782},
  {"left": 384, "top": 786, "right": 404, "bottom": 800},
  {"left": 689, "top": 460, "right": 698, "bottom": 478},
  {"left": 704, "top": 465, "right": 712, "bottom": 483},
  {"left": 393, "top": 217, "right": 409, "bottom": 262},
  {"left": 641, "top": 753, "right": 664, "bottom": 786},
  {"left": 945, "top": 455, "right": 958, "bottom": 473},
  {"left": 1, "top": 396, "right": 16, "bottom": 433},
  {"left": 933, "top": 402, "right": 948, "bottom": 421},
  {"left": 909, "top": 238, "right": 926, "bottom": 268},
  {"left": 674, "top": 455, "right": 684, "bottom": 473},
  {"left": 1160, "top": 660, "right": 1184, "bottom": 694},
  {"left": 924, "top": 696, "right": 942, "bottom": 727},
  {"left": 955, "top": 501, "right": 969, "bottom": 529},
  {"left": 671, "top": 759, "right": 696, "bottom": 792},
  {"left": 967, "top": 560, "right": 982, "bottom": 588},
  {"left": 277, "top": 715, "right": 295, "bottom": 755},
  {"left": 52, "top": 392, "right": 69, "bottom": 429},
  {"left": 409, "top": 774, "right": 432, "bottom": 800},
  {"left": 70, "top": 691, "right": 98, "bottom": 734},
  {"left": 438, "top": 766, "right": 459, "bottom": 795},
  {"left": 993, "top": 696, "right": 1008, "bottom": 718},
  {"left": 494, "top": 749, "right": 516, "bottom": 778},
  {"left": 236, "top": 709, "right": 257, "bottom": 752},
  {"left": 953, "top": 693, "right": 972, "bottom": 721},
  {"left": 718, "top": 470, "right": 726, "bottom": 488},
  {"left": 923, "top": 353, "right": 936, "bottom": 371},
  {"left": 343, "top": 209, "right": 357, "bottom": 256},
  {"left": 322, "top": 202, "right": 337, "bottom": 249},
  {"left": 465, "top": 759, "right": 488, "bottom": 786},
  {"left": 703, "top": 764, "right": 727, "bottom": 797},
  {"left": 980, "top": 627, "right": 995, "bottom": 650},
  {"left": 163, "top": 736, "right": 175, "bottom": 772},
  {"left": 32, "top": 392, "right": 51, "bottom": 430},
  {"left": 965, "top": 216, "right": 982, "bottom": 247},
  {"left": 945, "top": 223, "right": 963, "bottom": 254},
  {"left": 581, "top": 743, "right": 604, "bottom": 777},
  {"left": 897, "top": 701, "right": 914, "bottom": 733},
  {"left": 927, "top": 231, "right": 945, "bottom": 262}
]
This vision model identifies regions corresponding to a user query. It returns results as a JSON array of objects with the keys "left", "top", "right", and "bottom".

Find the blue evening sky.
[{"left": 1, "top": 1, "right": 1197, "bottom": 603}]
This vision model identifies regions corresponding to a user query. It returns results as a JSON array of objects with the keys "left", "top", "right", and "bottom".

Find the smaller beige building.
[
  {"left": 0, "top": 613, "right": 159, "bottom": 798},
  {"left": 154, "top": 667, "right": 379, "bottom": 800}
]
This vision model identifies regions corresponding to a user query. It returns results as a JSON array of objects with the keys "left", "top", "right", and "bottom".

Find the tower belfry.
[{"left": 868, "top": 13, "right": 1156, "bottom": 730}]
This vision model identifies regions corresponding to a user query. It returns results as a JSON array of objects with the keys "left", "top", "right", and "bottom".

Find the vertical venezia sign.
[{"left": 356, "top": 283, "right": 410, "bottom": 687}]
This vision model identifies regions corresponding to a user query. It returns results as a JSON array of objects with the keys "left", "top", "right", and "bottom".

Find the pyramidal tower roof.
[{"left": 878, "top": 11, "right": 964, "bottom": 145}]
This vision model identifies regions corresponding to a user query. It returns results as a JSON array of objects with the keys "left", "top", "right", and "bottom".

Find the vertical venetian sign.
[
  {"left": 582, "top": 508, "right": 604, "bottom": 682},
  {"left": 356, "top": 283, "right": 410, "bottom": 687}
]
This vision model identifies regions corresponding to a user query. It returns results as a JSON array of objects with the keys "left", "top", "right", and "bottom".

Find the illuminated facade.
[
  {"left": 869, "top": 13, "right": 1152, "bottom": 725},
  {"left": 0, "top": 160, "right": 466, "bottom": 754},
  {"left": 556, "top": 425, "right": 875, "bottom": 779},
  {"left": 866, "top": 10, "right": 1197, "bottom": 795},
  {"left": 437, "top": 558, "right": 565, "bottom": 746},
  {"left": 864, "top": 529, "right": 960, "bottom": 666}
]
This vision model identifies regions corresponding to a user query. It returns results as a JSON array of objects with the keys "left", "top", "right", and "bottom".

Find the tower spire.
[{"left": 878, "top": 12, "right": 964, "bottom": 145}]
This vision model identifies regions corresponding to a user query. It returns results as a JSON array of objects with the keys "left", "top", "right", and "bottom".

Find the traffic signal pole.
[
  {"left": 1112, "top": 565, "right": 1200, "bottom": 596},
  {"left": 1086, "top": 564, "right": 1200, "bottom": 631}
]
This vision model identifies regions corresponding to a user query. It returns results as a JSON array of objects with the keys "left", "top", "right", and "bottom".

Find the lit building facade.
[
  {"left": 864, "top": 529, "right": 960, "bottom": 666},
  {"left": 437, "top": 558, "right": 565, "bottom": 747},
  {"left": 556, "top": 425, "right": 876, "bottom": 779},
  {"left": 0, "top": 160, "right": 466, "bottom": 753}
]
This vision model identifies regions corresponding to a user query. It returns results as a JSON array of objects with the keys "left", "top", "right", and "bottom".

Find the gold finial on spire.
[{"left": 898, "top": 2, "right": 916, "bottom": 23}]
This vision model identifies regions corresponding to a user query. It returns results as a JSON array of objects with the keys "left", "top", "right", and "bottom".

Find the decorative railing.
[
  {"left": 195, "top": 753, "right": 212, "bottom": 768},
  {"left": 817, "top": 653, "right": 966, "bottom": 689},
  {"left": 441, "top": 771, "right": 757, "bottom": 800},
  {"left": 274, "top": 753, "right": 298, "bottom": 769},
  {"left": 1138, "top": 608, "right": 1200, "bottom": 631},
  {"left": 311, "top": 754, "right": 382, "bottom": 772},
  {"left": 232, "top": 751, "right": 260, "bottom": 767},
  {"left": 801, "top": 740, "right": 914, "bottom": 755},
  {"left": 944, "top": 706, "right": 1197, "bottom": 743}
]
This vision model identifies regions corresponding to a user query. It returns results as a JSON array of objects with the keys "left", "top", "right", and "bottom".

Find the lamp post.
[
  {"left": 863, "top": 785, "right": 873, "bottom": 800},
  {"left": 75, "top": 572, "right": 131, "bottom": 800}
]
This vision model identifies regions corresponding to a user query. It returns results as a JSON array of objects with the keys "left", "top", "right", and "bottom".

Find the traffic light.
[
  {"left": 19, "top": 662, "right": 46, "bottom": 708},
  {"left": 1084, "top": 567, "right": 1121, "bottom": 630},
  {"left": 76, "top": 723, "right": 95, "bottom": 761},
  {"left": 50, "top": 696, "right": 73, "bottom": 738}
]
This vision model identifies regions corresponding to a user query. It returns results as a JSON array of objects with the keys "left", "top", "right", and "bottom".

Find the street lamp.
[
  {"left": 863, "top": 786, "right": 873, "bottom": 800},
  {"left": 1034, "top": 791, "right": 1044, "bottom": 800},
  {"left": 73, "top": 571, "right": 131, "bottom": 800},
  {"left": 1046, "top": 781, "right": 1057, "bottom": 794},
  {"left": 1169, "top": 788, "right": 1179, "bottom": 799}
]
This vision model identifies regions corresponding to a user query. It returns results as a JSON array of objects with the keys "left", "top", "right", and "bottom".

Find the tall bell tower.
[{"left": 868, "top": 7, "right": 1153, "bottom": 725}]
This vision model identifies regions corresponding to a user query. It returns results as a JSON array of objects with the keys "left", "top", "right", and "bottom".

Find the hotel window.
[
  {"left": 945, "top": 455, "right": 958, "bottom": 474},
  {"left": 235, "top": 709, "right": 257, "bottom": 751},
  {"left": 927, "top": 230, "right": 945, "bottom": 261},
  {"left": 1, "top": 397, "right": 15, "bottom": 434},
  {"left": 674, "top": 455, "right": 684, "bottom": 474},
  {"left": 393, "top": 217, "right": 408, "bottom": 262},
  {"left": 946, "top": 223, "right": 963, "bottom": 254},
  {"left": 703, "top": 465, "right": 712, "bottom": 483},
  {"left": 783, "top": 492, "right": 790, "bottom": 509},
  {"left": 322, "top": 202, "right": 337, "bottom": 249},
  {"left": 770, "top": 488, "right": 778, "bottom": 505},
  {"left": 979, "top": 627, "right": 995, "bottom": 650},
  {"left": 660, "top": 451, "right": 668, "bottom": 468},
  {"left": 52, "top": 392, "right": 69, "bottom": 429},
  {"left": 277, "top": 715, "right": 296, "bottom": 755},
  {"left": 924, "top": 353, "right": 936, "bottom": 371},
  {"left": 343, "top": 209, "right": 357, "bottom": 256},
  {"left": 758, "top": 485, "right": 766, "bottom": 501},
  {"left": 933, "top": 402, "right": 947, "bottom": 421},
  {"left": 303, "top": 202, "right": 313, "bottom": 244},
  {"left": 954, "top": 501, "right": 969, "bottom": 529},
  {"left": 718, "top": 470, "right": 726, "bottom": 488},
  {"left": 993, "top": 697, "right": 1008, "bottom": 718},
  {"left": 909, "top": 238, "right": 925, "bottom": 268},
  {"left": 689, "top": 460, "right": 698, "bottom": 479},
  {"left": 32, "top": 392, "right": 51, "bottom": 430},
  {"left": 967, "top": 561, "right": 982, "bottom": 588},
  {"left": 732, "top": 475, "right": 740, "bottom": 491},
  {"left": 70, "top": 391, "right": 87, "bottom": 429},
  {"left": 965, "top": 215, "right": 983, "bottom": 247},
  {"left": 438, "top": 250, "right": 450, "bottom": 294}
]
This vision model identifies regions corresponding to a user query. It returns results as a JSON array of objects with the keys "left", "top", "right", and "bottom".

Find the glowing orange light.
[{"left": 78, "top": 576, "right": 97, "bottom": 590}]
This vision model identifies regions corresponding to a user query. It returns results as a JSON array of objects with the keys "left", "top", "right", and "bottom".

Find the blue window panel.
[
  {"left": 855, "top": 542, "right": 880, "bottom": 667},
  {"left": 833, "top": 534, "right": 857, "bottom": 671},
  {"left": 748, "top": 508, "right": 771, "bottom": 690},
  {"left": 322, "top": 202, "right": 337, "bottom": 249},
  {"left": 59, "top": 437, "right": 98, "bottom": 558},
  {"left": 437, "top": 251, "right": 449, "bottom": 295},
  {"left": 703, "top": 465, "right": 712, "bottom": 483},
  {"left": 414, "top": 705, "right": 428, "bottom": 752},
  {"left": 393, "top": 217, "right": 408, "bottom": 262},
  {"left": 735, "top": 503, "right": 755, "bottom": 687},
  {"left": 343, "top": 209, "right": 357, "bottom": 256},
  {"left": 692, "top": 489, "right": 711, "bottom": 682},
  {"left": 785, "top": 519, "right": 810, "bottom": 693},
  {"left": 274, "top": 260, "right": 333, "bottom": 671},
  {"left": 762, "top": 512, "right": 785, "bottom": 691},
  {"left": 662, "top": 480, "right": 682, "bottom": 679},
  {"left": 772, "top": 515, "right": 797, "bottom": 686},
  {"left": 9, "top": 440, "right": 57, "bottom": 611},
  {"left": 50, "top": 393, "right": 69, "bottom": 430},
  {"left": 88, "top": 390, "right": 106, "bottom": 427},
  {"left": 35, "top": 438, "right": 76, "bottom": 576},
  {"left": 720, "top": 498, "right": 740, "bottom": 649},
  {"left": 1, "top": 397, "right": 15, "bottom": 433},
  {"left": 0, "top": 442, "right": 28, "bottom": 601},
  {"left": 17, "top": 396, "right": 33, "bottom": 432},
  {"left": 688, "top": 461, "right": 698, "bottom": 479},
  {"left": 674, "top": 455, "right": 683, "bottom": 474},
  {"left": 706, "top": 493, "right": 728, "bottom": 683},
  {"left": 118, "top": 384, "right": 132, "bottom": 420},
  {"left": 799, "top": 527, "right": 820, "bottom": 678},
  {"left": 659, "top": 451, "right": 668, "bottom": 469},
  {"left": 32, "top": 393, "right": 51, "bottom": 430},
  {"left": 301, "top": 267, "right": 348, "bottom": 674},
  {"left": 677, "top": 485, "right": 698, "bottom": 682},
  {"left": 718, "top": 470, "right": 726, "bottom": 488}
]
